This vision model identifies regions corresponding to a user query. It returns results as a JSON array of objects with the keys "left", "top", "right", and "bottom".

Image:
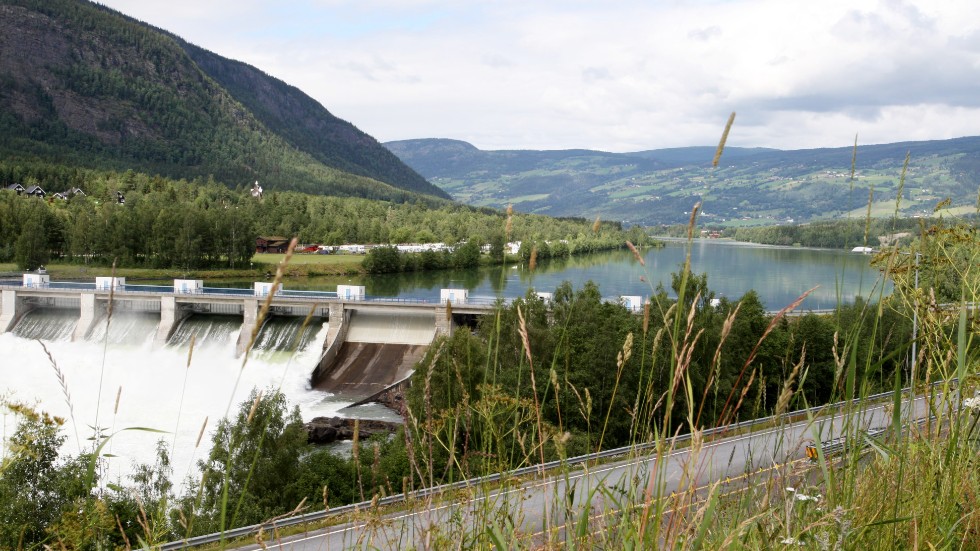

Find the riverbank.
[
  {"left": 0, "top": 254, "right": 367, "bottom": 281},
  {"left": 654, "top": 236, "right": 854, "bottom": 252}
]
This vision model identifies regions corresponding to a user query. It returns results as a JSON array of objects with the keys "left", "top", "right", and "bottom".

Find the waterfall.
[
  {"left": 11, "top": 308, "right": 79, "bottom": 341},
  {"left": 0, "top": 316, "right": 353, "bottom": 488}
]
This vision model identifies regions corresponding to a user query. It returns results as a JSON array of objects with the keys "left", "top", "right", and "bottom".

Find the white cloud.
[{"left": 97, "top": 0, "right": 980, "bottom": 151}]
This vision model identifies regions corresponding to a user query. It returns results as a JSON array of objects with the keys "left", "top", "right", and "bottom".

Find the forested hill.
[
  {"left": 386, "top": 137, "right": 980, "bottom": 225},
  {"left": 0, "top": 0, "right": 449, "bottom": 200}
]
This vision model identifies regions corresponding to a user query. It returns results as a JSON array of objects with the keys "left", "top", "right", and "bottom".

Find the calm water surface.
[{"left": 289, "top": 240, "right": 890, "bottom": 310}]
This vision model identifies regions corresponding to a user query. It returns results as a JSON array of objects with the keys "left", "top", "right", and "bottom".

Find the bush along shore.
[{"left": 2, "top": 133, "right": 978, "bottom": 548}]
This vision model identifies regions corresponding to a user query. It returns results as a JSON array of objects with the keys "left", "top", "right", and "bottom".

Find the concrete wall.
[
  {"left": 434, "top": 306, "right": 453, "bottom": 336},
  {"left": 236, "top": 298, "right": 260, "bottom": 356},
  {"left": 0, "top": 290, "right": 26, "bottom": 332},
  {"left": 154, "top": 296, "right": 191, "bottom": 346},
  {"left": 72, "top": 293, "right": 103, "bottom": 341},
  {"left": 310, "top": 302, "right": 350, "bottom": 386}
]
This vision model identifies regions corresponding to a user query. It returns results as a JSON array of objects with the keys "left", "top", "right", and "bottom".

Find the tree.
[
  {"left": 14, "top": 201, "right": 51, "bottom": 270},
  {"left": 108, "top": 441, "right": 177, "bottom": 546},
  {"left": 450, "top": 240, "right": 481, "bottom": 269},
  {"left": 362, "top": 245, "right": 402, "bottom": 273},
  {"left": 183, "top": 388, "right": 307, "bottom": 534},
  {"left": 0, "top": 405, "right": 90, "bottom": 549},
  {"left": 488, "top": 233, "right": 506, "bottom": 262}
]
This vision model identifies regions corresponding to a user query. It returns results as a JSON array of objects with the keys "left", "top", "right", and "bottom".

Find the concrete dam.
[
  {"left": 310, "top": 310, "right": 436, "bottom": 401},
  {"left": 1, "top": 275, "right": 494, "bottom": 403}
]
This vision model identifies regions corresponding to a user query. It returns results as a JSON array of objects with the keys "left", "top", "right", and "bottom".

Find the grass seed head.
[{"left": 712, "top": 112, "right": 736, "bottom": 167}]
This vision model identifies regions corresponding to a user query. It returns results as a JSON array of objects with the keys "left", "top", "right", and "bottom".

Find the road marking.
[{"left": 269, "top": 399, "right": 908, "bottom": 548}]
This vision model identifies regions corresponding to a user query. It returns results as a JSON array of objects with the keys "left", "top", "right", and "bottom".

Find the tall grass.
[
  {"left": 368, "top": 124, "right": 978, "bottom": 549},
  {"left": 2, "top": 126, "right": 977, "bottom": 549}
]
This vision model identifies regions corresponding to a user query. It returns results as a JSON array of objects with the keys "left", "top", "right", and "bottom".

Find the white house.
[
  {"left": 96, "top": 277, "right": 125, "bottom": 290},
  {"left": 619, "top": 295, "right": 644, "bottom": 312},
  {"left": 23, "top": 273, "right": 50, "bottom": 288},
  {"left": 337, "top": 285, "right": 366, "bottom": 300},
  {"left": 174, "top": 279, "right": 204, "bottom": 294},
  {"left": 440, "top": 288, "right": 468, "bottom": 304},
  {"left": 254, "top": 282, "right": 279, "bottom": 297}
]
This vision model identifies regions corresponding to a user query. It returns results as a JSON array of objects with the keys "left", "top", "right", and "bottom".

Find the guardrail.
[
  {"left": 0, "top": 281, "right": 498, "bottom": 307},
  {"left": 160, "top": 379, "right": 958, "bottom": 550}
]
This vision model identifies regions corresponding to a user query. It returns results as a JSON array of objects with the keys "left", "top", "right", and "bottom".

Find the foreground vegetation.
[
  {"left": 1, "top": 128, "right": 978, "bottom": 548},
  {"left": 1, "top": 209, "right": 975, "bottom": 548}
]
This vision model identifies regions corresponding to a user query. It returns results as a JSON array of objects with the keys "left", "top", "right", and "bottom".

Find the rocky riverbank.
[{"left": 305, "top": 416, "right": 401, "bottom": 444}]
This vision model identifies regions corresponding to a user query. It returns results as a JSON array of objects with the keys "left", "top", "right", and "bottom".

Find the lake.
[{"left": 298, "top": 239, "right": 890, "bottom": 310}]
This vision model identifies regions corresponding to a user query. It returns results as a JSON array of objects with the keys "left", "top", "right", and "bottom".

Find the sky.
[{"left": 96, "top": 0, "right": 980, "bottom": 152}]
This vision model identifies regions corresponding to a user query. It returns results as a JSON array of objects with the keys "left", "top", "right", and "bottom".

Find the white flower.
[
  {"left": 786, "top": 486, "right": 796, "bottom": 492},
  {"left": 964, "top": 396, "right": 980, "bottom": 410}
]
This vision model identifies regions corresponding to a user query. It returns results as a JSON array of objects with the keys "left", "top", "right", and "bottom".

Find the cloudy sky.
[{"left": 97, "top": 0, "right": 980, "bottom": 152}]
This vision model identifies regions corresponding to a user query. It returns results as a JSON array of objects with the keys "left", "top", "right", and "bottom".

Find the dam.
[{"left": 1, "top": 273, "right": 496, "bottom": 402}]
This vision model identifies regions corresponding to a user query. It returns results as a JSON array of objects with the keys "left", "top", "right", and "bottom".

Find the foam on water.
[{"left": 0, "top": 314, "right": 381, "bottom": 489}]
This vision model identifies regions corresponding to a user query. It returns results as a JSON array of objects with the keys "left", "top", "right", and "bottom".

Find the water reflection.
[
  {"left": 185, "top": 241, "right": 889, "bottom": 311},
  {"left": 352, "top": 241, "right": 889, "bottom": 310}
]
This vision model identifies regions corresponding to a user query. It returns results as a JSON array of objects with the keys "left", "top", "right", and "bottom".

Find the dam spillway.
[
  {"left": 11, "top": 308, "right": 80, "bottom": 341},
  {"left": 1, "top": 275, "right": 496, "bottom": 485},
  {"left": 3, "top": 275, "right": 494, "bottom": 403},
  {"left": 312, "top": 310, "right": 436, "bottom": 401}
]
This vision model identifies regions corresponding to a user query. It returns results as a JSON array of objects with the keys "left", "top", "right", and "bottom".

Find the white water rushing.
[{"left": 0, "top": 312, "right": 381, "bottom": 489}]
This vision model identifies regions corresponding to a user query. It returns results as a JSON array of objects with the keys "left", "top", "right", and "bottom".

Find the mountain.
[
  {"left": 0, "top": 0, "right": 449, "bottom": 201},
  {"left": 385, "top": 137, "right": 980, "bottom": 225}
]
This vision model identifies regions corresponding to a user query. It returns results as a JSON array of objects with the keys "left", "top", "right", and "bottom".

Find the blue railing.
[{"left": 2, "top": 279, "right": 504, "bottom": 308}]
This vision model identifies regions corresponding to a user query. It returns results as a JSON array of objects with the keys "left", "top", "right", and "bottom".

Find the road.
[{"left": 225, "top": 393, "right": 940, "bottom": 550}]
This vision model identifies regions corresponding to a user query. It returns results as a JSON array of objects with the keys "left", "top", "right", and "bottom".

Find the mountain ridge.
[
  {"left": 385, "top": 136, "right": 980, "bottom": 225},
  {"left": 0, "top": 0, "right": 449, "bottom": 201}
]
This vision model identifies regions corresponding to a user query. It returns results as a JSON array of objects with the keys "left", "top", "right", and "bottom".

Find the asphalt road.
[{"left": 228, "top": 392, "right": 941, "bottom": 550}]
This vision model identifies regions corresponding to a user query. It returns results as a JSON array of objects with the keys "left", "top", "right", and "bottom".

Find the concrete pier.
[
  {"left": 0, "top": 290, "right": 25, "bottom": 333},
  {"left": 434, "top": 305, "right": 454, "bottom": 336},
  {"left": 154, "top": 296, "right": 191, "bottom": 346},
  {"left": 311, "top": 302, "right": 350, "bottom": 386},
  {"left": 72, "top": 293, "right": 103, "bottom": 341},
  {"left": 236, "top": 298, "right": 260, "bottom": 356}
]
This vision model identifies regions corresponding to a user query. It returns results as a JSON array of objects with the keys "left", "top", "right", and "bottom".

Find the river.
[
  {"left": 309, "top": 239, "right": 890, "bottom": 310},
  {"left": 0, "top": 240, "right": 888, "bottom": 487}
]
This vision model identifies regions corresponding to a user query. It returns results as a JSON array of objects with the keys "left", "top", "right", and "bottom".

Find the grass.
[
  {"left": 358, "top": 123, "right": 980, "bottom": 549},
  {"left": 250, "top": 252, "right": 364, "bottom": 268},
  {"left": 0, "top": 253, "right": 365, "bottom": 281},
  {"left": 2, "top": 118, "right": 978, "bottom": 549}
]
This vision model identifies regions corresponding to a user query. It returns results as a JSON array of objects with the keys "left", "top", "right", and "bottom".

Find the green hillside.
[
  {"left": 0, "top": 0, "right": 449, "bottom": 201},
  {"left": 386, "top": 137, "right": 980, "bottom": 225}
]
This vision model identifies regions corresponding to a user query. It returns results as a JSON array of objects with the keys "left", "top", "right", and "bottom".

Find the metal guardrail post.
[{"left": 160, "top": 379, "right": 956, "bottom": 550}]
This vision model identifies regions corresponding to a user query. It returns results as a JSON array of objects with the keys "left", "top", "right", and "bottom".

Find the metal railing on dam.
[
  {"left": 0, "top": 277, "right": 499, "bottom": 355},
  {"left": 0, "top": 279, "right": 505, "bottom": 309}
]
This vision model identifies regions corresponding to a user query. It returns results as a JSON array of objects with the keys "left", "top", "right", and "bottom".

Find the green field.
[
  {"left": 0, "top": 254, "right": 365, "bottom": 281},
  {"left": 250, "top": 252, "right": 364, "bottom": 267}
]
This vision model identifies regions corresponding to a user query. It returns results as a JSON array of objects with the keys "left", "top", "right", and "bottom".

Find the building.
[{"left": 255, "top": 236, "right": 290, "bottom": 254}]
